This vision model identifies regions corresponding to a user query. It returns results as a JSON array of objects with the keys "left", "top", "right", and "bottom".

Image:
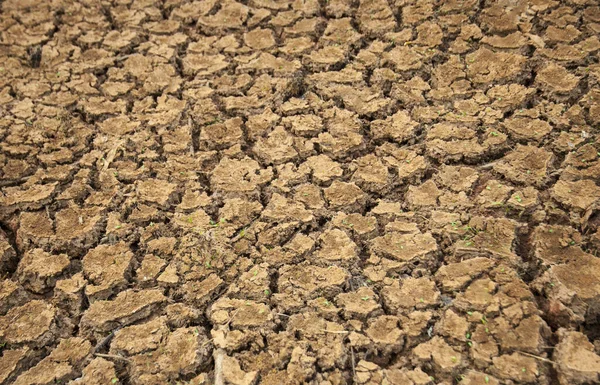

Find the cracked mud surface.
[{"left": 1, "top": 0, "right": 600, "bottom": 384}]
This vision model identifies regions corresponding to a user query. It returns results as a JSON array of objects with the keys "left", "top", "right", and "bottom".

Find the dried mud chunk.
[
  {"left": 465, "top": 48, "right": 526, "bottom": 83},
  {"left": 454, "top": 277, "right": 498, "bottom": 312},
  {"left": 454, "top": 217, "right": 519, "bottom": 263},
  {"left": 371, "top": 110, "right": 418, "bottom": 143},
  {"left": 534, "top": 254, "right": 600, "bottom": 326},
  {"left": 253, "top": 126, "right": 299, "bottom": 165},
  {"left": 503, "top": 117, "right": 553, "bottom": 142},
  {"left": 54, "top": 273, "right": 86, "bottom": 315},
  {"left": 80, "top": 289, "right": 166, "bottom": 337},
  {"left": 435, "top": 309, "right": 469, "bottom": 343},
  {"left": 435, "top": 165, "right": 478, "bottom": 192},
  {"left": 54, "top": 205, "right": 104, "bottom": 249},
  {"left": 413, "top": 336, "right": 462, "bottom": 373},
  {"left": 314, "top": 228, "right": 357, "bottom": 265},
  {"left": 376, "top": 145, "right": 427, "bottom": 183},
  {"left": 536, "top": 64, "right": 580, "bottom": 94},
  {"left": 381, "top": 277, "right": 440, "bottom": 313},
  {"left": 210, "top": 298, "right": 273, "bottom": 329},
  {"left": 324, "top": 181, "right": 366, "bottom": 212},
  {"left": 197, "top": 2, "right": 249, "bottom": 32},
  {"left": 493, "top": 145, "right": 552, "bottom": 187},
  {"left": 282, "top": 114, "right": 323, "bottom": 138},
  {"left": 82, "top": 242, "right": 134, "bottom": 301},
  {"left": 553, "top": 329, "right": 600, "bottom": 385},
  {"left": 280, "top": 36, "right": 315, "bottom": 55},
  {"left": 370, "top": 232, "right": 438, "bottom": 263},
  {"left": 304, "top": 46, "right": 347, "bottom": 71},
  {"left": 220, "top": 198, "right": 262, "bottom": 233},
  {"left": 110, "top": 317, "right": 168, "bottom": 356},
  {"left": 316, "top": 131, "right": 365, "bottom": 160},
  {"left": 432, "top": 55, "right": 465, "bottom": 88},
  {"left": 425, "top": 125, "right": 490, "bottom": 162},
  {"left": 544, "top": 25, "right": 581, "bottom": 43},
  {"left": 303, "top": 155, "right": 343, "bottom": 185},
  {"left": 334, "top": 85, "right": 393, "bottom": 117},
  {"left": 172, "top": 209, "right": 212, "bottom": 233},
  {"left": 487, "top": 84, "right": 535, "bottom": 111},
  {"left": 130, "top": 326, "right": 210, "bottom": 382},
  {"left": 357, "top": 0, "right": 396, "bottom": 35},
  {"left": 481, "top": 31, "right": 529, "bottom": 49},
  {"left": 236, "top": 52, "right": 302, "bottom": 75},
  {"left": 0, "top": 347, "right": 29, "bottom": 384},
  {"left": 73, "top": 357, "right": 118, "bottom": 385},
  {"left": 552, "top": 180, "right": 600, "bottom": 211},
  {"left": 365, "top": 315, "right": 404, "bottom": 354},
  {"left": 461, "top": 371, "right": 500, "bottom": 385},
  {"left": 200, "top": 117, "right": 243, "bottom": 150},
  {"left": 383, "top": 46, "right": 423, "bottom": 72},
  {"left": 262, "top": 193, "right": 313, "bottom": 223},
  {"left": 136, "top": 179, "right": 177, "bottom": 208},
  {"left": 332, "top": 213, "right": 377, "bottom": 239},
  {"left": 17, "top": 249, "right": 69, "bottom": 294},
  {"left": 0, "top": 300, "right": 57, "bottom": 347},
  {"left": 80, "top": 97, "right": 128, "bottom": 116},
  {"left": 476, "top": 180, "right": 513, "bottom": 209},
  {"left": 1, "top": 182, "right": 57, "bottom": 209},
  {"left": 415, "top": 21, "right": 443, "bottom": 47},
  {"left": 322, "top": 18, "right": 362, "bottom": 47},
  {"left": 508, "top": 187, "right": 539, "bottom": 211},
  {"left": 278, "top": 264, "right": 348, "bottom": 299},
  {"left": 226, "top": 263, "right": 270, "bottom": 300},
  {"left": 406, "top": 180, "right": 442, "bottom": 208},
  {"left": 182, "top": 53, "right": 229, "bottom": 76},
  {"left": 13, "top": 337, "right": 92, "bottom": 385},
  {"left": 181, "top": 273, "right": 224, "bottom": 308},
  {"left": 220, "top": 355, "right": 258, "bottom": 385},
  {"left": 211, "top": 157, "right": 272, "bottom": 197},
  {"left": 530, "top": 225, "right": 588, "bottom": 265},
  {"left": 335, "top": 287, "right": 380, "bottom": 320},
  {"left": 435, "top": 257, "right": 495, "bottom": 292},
  {"left": 351, "top": 154, "right": 390, "bottom": 192},
  {"left": 492, "top": 315, "right": 550, "bottom": 354},
  {"left": 490, "top": 353, "right": 541, "bottom": 383}
]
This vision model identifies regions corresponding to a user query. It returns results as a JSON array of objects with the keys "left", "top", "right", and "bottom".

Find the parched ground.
[{"left": 1, "top": 0, "right": 600, "bottom": 384}]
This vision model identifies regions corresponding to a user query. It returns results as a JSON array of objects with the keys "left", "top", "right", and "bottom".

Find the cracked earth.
[{"left": 1, "top": 0, "right": 600, "bottom": 384}]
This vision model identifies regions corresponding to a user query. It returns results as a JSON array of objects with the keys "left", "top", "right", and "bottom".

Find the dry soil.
[{"left": 1, "top": 0, "right": 600, "bottom": 384}]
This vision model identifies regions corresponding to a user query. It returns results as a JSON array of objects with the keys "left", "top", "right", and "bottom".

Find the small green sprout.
[{"left": 361, "top": 296, "right": 371, "bottom": 301}]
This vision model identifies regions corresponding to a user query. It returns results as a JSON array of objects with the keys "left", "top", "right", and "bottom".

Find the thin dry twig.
[
  {"left": 95, "top": 353, "right": 131, "bottom": 362},
  {"left": 516, "top": 351, "right": 556, "bottom": 366},
  {"left": 350, "top": 346, "right": 357, "bottom": 382}
]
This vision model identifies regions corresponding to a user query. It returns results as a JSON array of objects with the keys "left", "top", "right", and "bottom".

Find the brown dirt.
[{"left": 1, "top": 0, "right": 600, "bottom": 384}]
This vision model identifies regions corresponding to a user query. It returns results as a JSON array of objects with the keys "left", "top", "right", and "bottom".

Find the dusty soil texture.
[{"left": 1, "top": 0, "right": 600, "bottom": 384}]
